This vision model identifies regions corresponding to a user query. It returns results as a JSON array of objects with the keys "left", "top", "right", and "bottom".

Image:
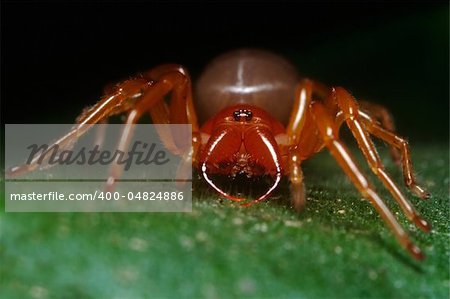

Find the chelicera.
[{"left": 7, "top": 49, "right": 431, "bottom": 260}]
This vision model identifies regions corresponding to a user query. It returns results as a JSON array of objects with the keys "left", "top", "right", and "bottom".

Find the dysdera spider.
[{"left": 7, "top": 49, "right": 431, "bottom": 260}]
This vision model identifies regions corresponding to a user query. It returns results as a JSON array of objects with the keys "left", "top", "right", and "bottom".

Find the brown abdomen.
[{"left": 194, "top": 49, "right": 300, "bottom": 125}]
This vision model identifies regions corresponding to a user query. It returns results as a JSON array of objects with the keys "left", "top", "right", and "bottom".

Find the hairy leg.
[
  {"left": 359, "top": 100, "right": 401, "bottom": 164},
  {"left": 7, "top": 77, "right": 152, "bottom": 176},
  {"left": 333, "top": 87, "right": 430, "bottom": 232},
  {"left": 106, "top": 70, "right": 196, "bottom": 191},
  {"left": 357, "top": 111, "right": 430, "bottom": 199},
  {"left": 144, "top": 64, "right": 200, "bottom": 182},
  {"left": 311, "top": 100, "right": 424, "bottom": 260}
]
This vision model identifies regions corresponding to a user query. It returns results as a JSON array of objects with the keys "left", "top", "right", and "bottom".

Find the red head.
[{"left": 198, "top": 104, "right": 286, "bottom": 204}]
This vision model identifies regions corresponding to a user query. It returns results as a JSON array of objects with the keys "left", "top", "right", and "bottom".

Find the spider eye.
[{"left": 233, "top": 109, "right": 253, "bottom": 121}]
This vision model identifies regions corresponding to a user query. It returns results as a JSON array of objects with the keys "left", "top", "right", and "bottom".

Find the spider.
[{"left": 7, "top": 48, "right": 431, "bottom": 260}]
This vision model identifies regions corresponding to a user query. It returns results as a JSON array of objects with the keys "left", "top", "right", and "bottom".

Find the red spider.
[{"left": 7, "top": 49, "right": 431, "bottom": 260}]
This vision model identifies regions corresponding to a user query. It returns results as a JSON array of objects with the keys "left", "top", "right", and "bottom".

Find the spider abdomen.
[{"left": 195, "top": 48, "right": 300, "bottom": 125}]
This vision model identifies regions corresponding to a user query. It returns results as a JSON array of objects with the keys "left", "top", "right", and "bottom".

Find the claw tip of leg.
[
  {"left": 408, "top": 243, "right": 425, "bottom": 261},
  {"left": 420, "top": 219, "right": 432, "bottom": 233},
  {"left": 105, "top": 177, "right": 116, "bottom": 192}
]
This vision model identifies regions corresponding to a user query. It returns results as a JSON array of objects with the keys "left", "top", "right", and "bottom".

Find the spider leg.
[
  {"left": 333, "top": 87, "right": 431, "bottom": 233},
  {"left": 145, "top": 64, "right": 200, "bottom": 155},
  {"left": 358, "top": 101, "right": 401, "bottom": 165},
  {"left": 105, "top": 69, "right": 198, "bottom": 191},
  {"left": 6, "top": 77, "right": 151, "bottom": 177},
  {"left": 145, "top": 65, "right": 201, "bottom": 183},
  {"left": 144, "top": 64, "right": 199, "bottom": 130},
  {"left": 287, "top": 79, "right": 330, "bottom": 144},
  {"left": 288, "top": 149, "right": 306, "bottom": 212},
  {"left": 311, "top": 101, "right": 424, "bottom": 260},
  {"left": 357, "top": 111, "right": 430, "bottom": 199},
  {"left": 93, "top": 118, "right": 109, "bottom": 150},
  {"left": 285, "top": 79, "right": 330, "bottom": 211}
]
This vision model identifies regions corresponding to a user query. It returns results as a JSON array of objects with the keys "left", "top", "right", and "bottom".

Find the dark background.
[{"left": 2, "top": 1, "right": 448, "bottom": 141}]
